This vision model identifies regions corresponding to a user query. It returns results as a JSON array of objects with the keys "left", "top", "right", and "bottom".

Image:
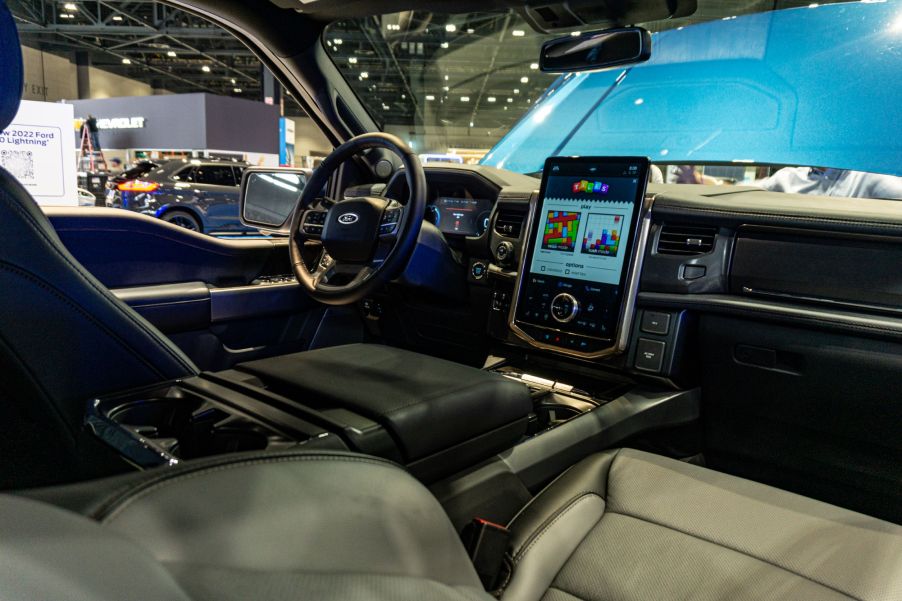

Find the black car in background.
[{"left": 106, "top": 158, "right": 251, "bottom": 233}]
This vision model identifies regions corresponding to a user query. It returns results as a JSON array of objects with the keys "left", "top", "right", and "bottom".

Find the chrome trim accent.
[
  {"left": 550, "top": 292, "right": 579, "bottom": 323},
  {"left": 508, "top": 192, "right": 656, "bottom": 360}
]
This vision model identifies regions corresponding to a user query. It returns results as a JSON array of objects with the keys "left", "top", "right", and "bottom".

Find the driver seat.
[{"left": 0, "top": 4, "right": 198, "bottom": 489}]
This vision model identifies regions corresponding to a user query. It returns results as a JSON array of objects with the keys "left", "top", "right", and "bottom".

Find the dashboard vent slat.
[
  {"left": 494, "top": 204, "right": 528, "bottom": 238},
  {"left": 657, "top": 224, "right": 717, "bottom": 255}
]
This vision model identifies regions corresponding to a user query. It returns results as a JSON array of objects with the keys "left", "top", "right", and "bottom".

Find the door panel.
[{"left": 45, "top": 207, "right": 362, "bottom": 371}]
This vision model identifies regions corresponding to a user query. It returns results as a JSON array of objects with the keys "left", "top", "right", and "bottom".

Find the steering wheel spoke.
[
  {"left": 300, "top": 209, "right": 328, "bottom": 240},
  {"left": 377, "top": 205, "right": 403, "bottom": 242}
]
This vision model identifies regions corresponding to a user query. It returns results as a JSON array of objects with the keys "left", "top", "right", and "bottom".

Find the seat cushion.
[
  {"left": 502, "top": 448, "right": 902, "bottom": 601},
  {"left": 236, "top": 343, "right": 532, "bottom": 463}
]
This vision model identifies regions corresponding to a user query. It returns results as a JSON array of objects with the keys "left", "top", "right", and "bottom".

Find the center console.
[{"left": 510, "top": 156, "right": 651, "bottom": 358}]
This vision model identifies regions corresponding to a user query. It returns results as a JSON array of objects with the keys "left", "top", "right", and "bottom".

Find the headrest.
[{"left": 0, "top": 2, "right": 24, "bottom": 131}]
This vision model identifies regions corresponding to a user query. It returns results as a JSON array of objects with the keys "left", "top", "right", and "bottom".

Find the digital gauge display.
[{"left": 431, "top": 197, "right": 492, "bottom": 236}]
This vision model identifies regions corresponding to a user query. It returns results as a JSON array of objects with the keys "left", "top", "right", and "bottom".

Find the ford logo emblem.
[{"left": 337, "top": 213, "right": 359, "bottom": 225}]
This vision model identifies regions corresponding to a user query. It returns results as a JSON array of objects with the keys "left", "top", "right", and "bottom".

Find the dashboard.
[{"left": 426, "top": 196, "right": 492, "bottom": 237}]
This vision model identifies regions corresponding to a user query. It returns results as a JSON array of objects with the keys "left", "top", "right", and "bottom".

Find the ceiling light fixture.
[
  {"left": 348, "top": 56, "right": 358, "bottom": 64},
  {"left": 233, "top": 88, "right": 242, "bottom": 93},
  {"left": 231, "top": 78, "right": 236, "bottom": 84},
  {"left": 111, "top": 15, "right": 123, "bottom": 21},
  {"left": 201, "top": 65, "right": 211, "bottom": 72},
  {"left": 166, "top": 51, "right": 177, "bottom": 57},
  {"left": 333, "top": 38, "right": 343, "bottom": 45},
  {"left": 512, "top": 29, "right": 525, "bottom": 37},
  {"left": 487, "top": 96, "right": 496, "bottom": 102},
  {"left": 460, "top": 96, "right": 470, "bottom": 102},
  {"left": 520, "top": 76, "right": 529, "bottom": 83},
  {"left": 425, "top": 94, "right": 435, "bottom": 101},
  {"left": 121, "top": 58, "right": 131, "bottom": 64},
  {"left": 360, "top": 71, "right": 369, "bottom": 78},
  {"left": 64, "top": 2, "right": 77, "bottom": 10},
  {"left": 530, "top": 63, "right": 539, "bottom": 70},
  {"left": 445, "top": 23, "right": 457, "bottom": 32},
  {"left": 467, "top": 28, "right": 474, "bottom": 34},
  {"left": 440, "top": 42, "right": 449, "bottom": 48},
  {"left": 513, "top": 88, "right": 520, "bottom": 94}
]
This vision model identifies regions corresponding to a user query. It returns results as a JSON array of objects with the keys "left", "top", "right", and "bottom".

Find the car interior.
[{"left": 1, "top": 0, "right": 901, "bottom": 599}]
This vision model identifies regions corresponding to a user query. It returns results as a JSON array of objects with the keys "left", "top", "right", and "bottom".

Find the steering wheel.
[{"left": 288, "top": 133, "right": 426, "bottom": 305}]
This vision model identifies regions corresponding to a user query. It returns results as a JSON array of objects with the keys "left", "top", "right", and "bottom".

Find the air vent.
[
  {"left": 494, "top": 205, "right": 527, "bottom": 238},
  {"left": 657, "top": 224, "right": 717, "bottom": 255}
]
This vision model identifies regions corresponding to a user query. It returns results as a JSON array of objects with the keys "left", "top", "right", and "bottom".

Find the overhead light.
[
  {"left": 166, "top": 50, "right": 177, "bottom": 57},
  {"left": 460, "top": 96, "right": 470, "bottom": 102},
  {"left": 231, "top": 78, "right": 236, "bottom": 84},
  {"left": 512, "top": 29, "right": 525, "bottom": 37},
  {"left": 442, "top": 86, "right": 449, "bottom": 91},
  {"left": 348, "top": 56, "right": 358, "bottom": 64},
  {"left": 60, "top": 13, "right": 73, "bottom": 18},
  {"left": 487, "top": 96, "right": 496, "bottom": 102},
  {"left": 440, "top": 42, "right": 449, "bottom": 48},
  {"left": 333, "top": 38, "right": 343, "bottom": 45},
  {"left": 121, "top": 58, "right": 132, "bottom": 64},
  {"left": 64, "top": 2, "right": 77, "bottom": 10},
  {"left": 634, "top": 98, "right": 644, "bottom": 105},
  {"left": 530, "top": 63, "right": 539, "bottom": 70},
  {"left": 360, "top": 71, "right": 369, "bottom": 78},
  {"left": 401, "top": 94, "right": 406, "bottom": 99},
  {"left": 570, "top": 31, "right": 582, "bottom": 36},
  {"left": 506, "top": 97, "right": 513, "bottom": 103},
  {"left": 520, "top": 76, "right": 529, "bottom": 83},
  {"left": 513, "top": 88, "right": 520, "bottom": 94},
  {"left": 382, "top": 104, "right": 389, "bottom": 110},
  {"left": 111, "top": 15, "right": 123, "bottom": 21},
  {"left": 444, "top": 75, "right": 449, "bottom": 81},
  {"left": 467, "top": 28, "right": 474, "bottom": 34},
  {"left": 201, "top": 65, "right": 211, "bottom": 72},
  {"left": 233, "top": 87, "right": 242, "bottom": 93},
  {"left": 425, "top": 94, "right": 435, "bottom": 101},
  {"left": 469, "top": 121, "right": 474, "bottom": 127},
  {"left": 445, "top": 23, "right": 457, "bottom": 32}
]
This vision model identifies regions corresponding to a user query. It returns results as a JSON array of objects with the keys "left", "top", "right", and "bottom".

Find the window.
[{"left": 193, "top": 165, "right": 237, "bottom": 186}]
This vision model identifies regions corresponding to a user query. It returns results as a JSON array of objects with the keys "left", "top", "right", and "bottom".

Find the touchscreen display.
[
  {"left": 434, "top": 197, "right": 491, "bottom": 236},
  {"left": 514, "top": 157, "right": 648, "bottom": 349}
]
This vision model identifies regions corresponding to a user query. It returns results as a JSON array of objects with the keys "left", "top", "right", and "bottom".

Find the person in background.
[
  {"left": 108, "top": 157, "right": 123, "bottom": 175},
  {"left": 757, "top": 167, "right": 902, "bottom": 200},
  {"left": 84, "top": 114, "right": 101, "bottom": 151}
]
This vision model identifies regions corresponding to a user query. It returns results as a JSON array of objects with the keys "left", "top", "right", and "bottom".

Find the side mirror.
[
  {"left": 540, "top": 27, "right": 651, "bottom": 73},
  {"left": 239, "top": 167, "right": 309, "bottom": 234}
]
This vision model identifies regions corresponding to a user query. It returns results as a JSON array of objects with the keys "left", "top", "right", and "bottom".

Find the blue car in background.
[{"left": 107, "top": 158, "right": 253, "bottom": 233}]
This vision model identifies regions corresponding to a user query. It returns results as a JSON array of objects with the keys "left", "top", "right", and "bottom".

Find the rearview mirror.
[
  {"left": 239, "top": 167, "right": 309, "bottom": 234},
  {"left": 540, "top": 27, "right": 651, "bottom": 73}
]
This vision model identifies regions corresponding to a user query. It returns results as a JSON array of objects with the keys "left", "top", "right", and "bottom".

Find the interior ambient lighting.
[
  {"left": 512, "top": 29, "right": 525, "bottom": 36},
  {"left": 445, "top": 23, "right": 457, "bottom": 32}
]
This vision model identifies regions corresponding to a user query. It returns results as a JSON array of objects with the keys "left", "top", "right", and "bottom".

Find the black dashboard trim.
[{"left": 639, "top": 292, "right": 902, "bottom": 340}]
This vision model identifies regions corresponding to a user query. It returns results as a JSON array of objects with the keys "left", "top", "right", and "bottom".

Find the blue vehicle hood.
[{"left": 481, "top": 2, "right": 902, "bottom": 176}]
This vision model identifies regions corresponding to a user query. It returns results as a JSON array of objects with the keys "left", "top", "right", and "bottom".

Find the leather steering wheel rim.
[{"left": 288, "top": 132, "right": 427, "bottom": 306}]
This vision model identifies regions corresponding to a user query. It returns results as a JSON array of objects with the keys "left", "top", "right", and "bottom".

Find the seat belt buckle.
[{"left": 462, "top": 517, "right": 511, "bottom": 591}]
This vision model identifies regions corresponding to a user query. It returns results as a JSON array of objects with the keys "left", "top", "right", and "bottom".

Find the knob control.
[
  {"left": 495, "top": 241, "right": 514, "bottom": 264},
  {"left": 550, "top": 293, "right": 579, "bottom": 323}
]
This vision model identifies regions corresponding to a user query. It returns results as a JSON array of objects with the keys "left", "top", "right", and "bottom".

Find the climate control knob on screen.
[{"left": 550, "top": 292, "right": 579, "bottom": 323}]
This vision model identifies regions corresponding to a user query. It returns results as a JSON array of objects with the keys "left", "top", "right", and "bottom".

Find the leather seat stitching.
[
  {"left": 513, "top": 493, "right": 603, "bottom": 565},
  {"left": 98, "top": 453, "right": 402, "bottom": 523},
  {"left": 0, "top": 181, "right": 196, "bottom": 374},
  {"left": 0, "top": 262, "right": 175, "bottom": 379},
  {"left": 606, "top": 509, "right": 863, "bottom": 601}
]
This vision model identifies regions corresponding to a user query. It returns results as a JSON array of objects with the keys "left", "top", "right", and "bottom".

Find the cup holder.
[{"left": 91, "top": 389, "right": 301, "bottom": 465}]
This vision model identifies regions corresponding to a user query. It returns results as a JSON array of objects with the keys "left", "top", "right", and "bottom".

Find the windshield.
[{"left": 326, "top": 1, "right": 902, "bottom": 194}]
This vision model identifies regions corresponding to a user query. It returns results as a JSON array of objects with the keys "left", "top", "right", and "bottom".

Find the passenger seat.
[{"left": 5, "top": 449, "right": 902, "bottom": 600}]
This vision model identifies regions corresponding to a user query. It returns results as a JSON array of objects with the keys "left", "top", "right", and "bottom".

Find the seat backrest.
[{"left": 0, "top": 3, "right": 197, "bottom": 489}]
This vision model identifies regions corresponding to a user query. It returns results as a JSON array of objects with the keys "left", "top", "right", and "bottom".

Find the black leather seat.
[
  {"left": 7, "top": 448, "right": 902, "bottom": 600},
  {"left": 0, "top": 2, "right": 197, "bottom": 489}
]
